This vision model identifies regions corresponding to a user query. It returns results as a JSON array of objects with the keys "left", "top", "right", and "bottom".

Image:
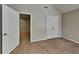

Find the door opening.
[{"left": 20, "top": 14, "right": 31, "bottom": 43}]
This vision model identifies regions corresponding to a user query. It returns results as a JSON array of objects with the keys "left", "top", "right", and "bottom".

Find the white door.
[
  {"left": 47, "top": 16, "right": 59, "bottom": 38},
  {"left": 2, "top": 5, "right": 19, "bottom": 54}
]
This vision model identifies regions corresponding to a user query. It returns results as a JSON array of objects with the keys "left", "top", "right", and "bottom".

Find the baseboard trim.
[
  {"left": 32, "top": 36, "right": 79, "bottom": 44},
  {"left": 31, "top": 36, "right": 62, "bottom": 42},
  {"left": 10, "top": 44, "right": 20, "bottom": 54},
  {"left": 63, "top": 36, "right": 79, "bottom": 44},
  {"left": 31, "top": 38, "right": 47, "bottom": 42}
]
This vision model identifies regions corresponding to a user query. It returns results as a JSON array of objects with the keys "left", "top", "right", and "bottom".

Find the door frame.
[{"left": 19, "top": 12, "right": 32, "bottom": 42}]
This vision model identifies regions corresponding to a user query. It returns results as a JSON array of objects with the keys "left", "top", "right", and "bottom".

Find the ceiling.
[
  {"left": 7, "top": 4, "right": 79, "bottom": 13},
  {"left": 53, "top": 4, "right": 79, "bottom": 13}
]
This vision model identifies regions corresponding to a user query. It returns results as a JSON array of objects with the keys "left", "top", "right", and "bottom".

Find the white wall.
[{"left": 7, "top": 4, "right": 62, "bottom": 42}]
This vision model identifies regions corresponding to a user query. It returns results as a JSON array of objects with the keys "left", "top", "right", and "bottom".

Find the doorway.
[{"left": 20, "top": 14, "right": 31, "bottom": 43}]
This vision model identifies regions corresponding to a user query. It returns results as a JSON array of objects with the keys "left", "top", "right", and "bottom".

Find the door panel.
[
  {"left": 2, "top": 5, "right": 19, "bottom": 54},
  {"left": 47, "top": 16, "right": 59, "bottom": 38}
]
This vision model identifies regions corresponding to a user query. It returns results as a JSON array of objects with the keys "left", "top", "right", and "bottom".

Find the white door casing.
[
  {"left": 2, "top": 5, "right": 19, "bottom": 54},
  {"left": 47, "top": 15, "right": 59, "bottom": 38}
]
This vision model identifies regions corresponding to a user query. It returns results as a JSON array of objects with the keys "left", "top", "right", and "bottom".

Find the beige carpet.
[{"left": 11, "top": 32, "right": 79, "bottom": 54}]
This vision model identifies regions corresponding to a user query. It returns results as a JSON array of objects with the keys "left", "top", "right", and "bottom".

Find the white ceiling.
[
  {"left": 53, "top": 4, "right": 79, "bottom": 13},
  {"left": 7, "top": 4, "right": 79, "bottom": 13}
]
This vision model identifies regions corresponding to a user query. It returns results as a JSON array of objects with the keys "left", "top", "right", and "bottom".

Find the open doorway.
[
  {"left": 10, "top": 13, "right": 31, "bottom": 54},
  {"left": 20, "top": 14, "right": 31, "bottom": 43}
]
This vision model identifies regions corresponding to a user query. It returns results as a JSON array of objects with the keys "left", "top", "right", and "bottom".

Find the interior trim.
[{"left": 63, "top": 36, "right": 79, "bottom": 44}]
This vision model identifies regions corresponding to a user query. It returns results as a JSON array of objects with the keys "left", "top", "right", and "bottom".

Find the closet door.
[
  {"left": 2, "top": 5, "right": 19, "bottom": 54},
  {"left": 47, "top": 16, "right": 59, "bottom": 38}
]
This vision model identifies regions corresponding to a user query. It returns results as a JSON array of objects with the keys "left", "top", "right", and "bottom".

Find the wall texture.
[
  {"left": 7, "top": 4, "right": 62, "bottom": 42},
  {"left": 63, "top": 8, "right": 79, "bottom": 42}
]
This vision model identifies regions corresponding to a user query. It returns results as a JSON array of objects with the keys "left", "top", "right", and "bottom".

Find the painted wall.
[
  {"left": 0, "top": 5, "right": 2, "bottom": 51},
  {"left": 7, "top": 4, "right": 62, "bottom": 42},
  {"left": 63, "top": 8, "right": 79, "bottom": 42},
  {"left": 21, "top": 18, "right": 30, "bottom": 32}
]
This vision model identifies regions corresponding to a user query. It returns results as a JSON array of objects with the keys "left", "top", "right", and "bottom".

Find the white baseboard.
[
  {"left": 31, "top": 36, "right": 62, "bottom": 42},
  {"left": 31, "top": 36, "right": 79, "bottom": 44},
  {"left": 9, "top": 42, "right": 19, "bottom": 54},
  {"left": 31, "top": 38, "right": 47, "bottom": 42},
  {"left": 63, "top": 36, "right": 79, "bottom": 44}
]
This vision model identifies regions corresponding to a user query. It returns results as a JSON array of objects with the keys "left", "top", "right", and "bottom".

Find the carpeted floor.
[{"left": 11, "top": 32, "right": 79, "bottom": 54}]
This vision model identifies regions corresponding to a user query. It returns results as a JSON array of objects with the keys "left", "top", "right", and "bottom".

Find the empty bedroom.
[{"left": 1, "top": 4, "right": 79, "bottom": 54}]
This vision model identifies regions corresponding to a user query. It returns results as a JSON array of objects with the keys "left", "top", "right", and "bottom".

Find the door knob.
[
  {"left": 4, "top": 33, "right": 7, "bottom": 36},
  {"left": 52, "top": 28, "right": 54, "bottom": 30}
]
